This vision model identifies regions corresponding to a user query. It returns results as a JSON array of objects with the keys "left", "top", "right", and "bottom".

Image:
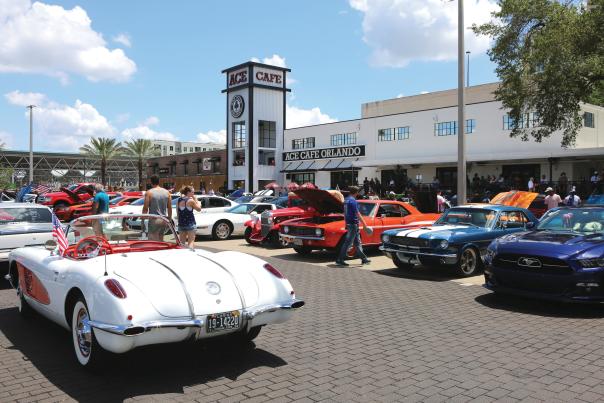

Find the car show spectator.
[
  {"left": 544, "top": 187, "right": 562, "bottom": 210},
  {"left": 564, "top": 187, "right": 581, "bottom": 207},
  {"left": 336, "top": 186, "right": 371, "bottom": 267},
  {"left": 436, "top": 190, "right": 446, "bottom": 213},
  {"left": 528, "top": 177, "right": 535, "bottom": 192},
  {"left": 143, "top": 175, "right": 173, "bottom": 241},
  {"left": 92, "top": 184, "right": 109, "bottom": 214},
  {"left": 558, "top": 172, "right": 569, "bottom": 196},
  {"left": 177, "top": 186, "right": 202, "bottom": 248}
]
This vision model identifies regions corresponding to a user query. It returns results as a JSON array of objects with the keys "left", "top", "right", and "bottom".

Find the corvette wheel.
[
  {"left": 212, "top": 221, "right": 232, "bottom": 240},
  {"left": 71, "top": 298, "right": 108, "bottom": 369},
  {"left": 393, "top": 254, "right": 413, "bottom": 270},
  {"left": 17, "top": 288, "right": 33, "bottom": 318},
  {"left": 457, "top": 247, "right": 481, "bottom": 277},
  {"left": 244, "top": 227, "right": 253, "bottom": 244}
]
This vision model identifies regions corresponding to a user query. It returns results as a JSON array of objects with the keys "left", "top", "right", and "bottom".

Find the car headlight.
[
  {"left": 579, "top": 258, "right": 604, "bottom": 268},
  {"left": 283, "top": 226, "right": 289, "bottom": 234},
  {"left": 439, "top": 240, "right": 449, "bottom": 249},
  {"left": 382, "top": 234, "right": 390, "bottom": 243},
  {"left": 315, "top": 228, "right": 323, "bottom": 237}
]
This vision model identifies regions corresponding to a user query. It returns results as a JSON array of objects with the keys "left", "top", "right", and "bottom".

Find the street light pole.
[
  {"left": 466, "top": 50, "right": 471, "bottom": 87},
  {"left": 26, "top": 105, "right": 36, "bottom": 184},
  {"left": 457, "top": 0, "right": 466, "bottom": 205}
]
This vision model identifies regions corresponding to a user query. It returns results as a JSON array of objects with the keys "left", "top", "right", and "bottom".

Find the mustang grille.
[
  {"left": 493, "top": 254, "right": 572, "bottom": 275},
  {"left": 286, "top": 226, "right": 318, "bottom": 237},
  {"left": 390, "top": 237, "right": 429, "bottom": 248}
]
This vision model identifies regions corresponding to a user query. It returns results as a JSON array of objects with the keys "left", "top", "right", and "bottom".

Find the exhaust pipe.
[
  {"left": 291, "top": 300, "right": 305, "bottom": 309},
  {"left": 123, "top": 326, "right": 145, "bottom": 336}
]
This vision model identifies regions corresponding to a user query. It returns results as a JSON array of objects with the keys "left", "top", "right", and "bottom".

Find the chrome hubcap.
[
  {"left": 216, "top": 224, "right": 230, "bottom": 239},
  {"left": 460, "top": 250, "right": 476, "bottom": 274},
  {"left": 76, "top": 308, "right": 92, "bottom": 357}
]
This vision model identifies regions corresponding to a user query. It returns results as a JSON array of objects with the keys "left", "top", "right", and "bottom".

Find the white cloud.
[
  {"left": 196, "top": 129, "right": 226, "bottom": 144},
  {"left": 420, "top": 91, "right": 429, "bottom": 94},
  {"left": 0, "top": 0, "right": 136, "bottom": 83},
  {"left": 114, "top": 113, "right": 130, "bottom": 123},
  {"left": 286, "top": 105, "right": 337, "bottom": 129},
  {"left": 0, "top": 131, "right": 14, "bottom": 148},
  {"left": 251, "top": 54, "right": 287, "bottom": 68},
  {"left": 396, "top": 93, "right": 404, "bottom": 98},
  {"left": 142, "top": 116, "right": 160, "bottom": 126},
  {"left": 4, "top": 90, "right": 47, "bottom": 106},
  {"left": 112, "top": 33, "right": 131, "bottom": 47},
  {"left": 349, "top": 0, "right": 498, "bottom": 67},
  {"left": 121, "top": 124, "right": 177, "bottom": 142}
]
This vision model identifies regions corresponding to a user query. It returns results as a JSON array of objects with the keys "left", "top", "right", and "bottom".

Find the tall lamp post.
[
  {"left": 456, "top": 0, "right": 467, "bottom": 205},
  {"left": 466, "top": 50, "right": 471, "bottom": 87},
  {"left": 26, "top": 105, "right": 36, "bottom": 184}
]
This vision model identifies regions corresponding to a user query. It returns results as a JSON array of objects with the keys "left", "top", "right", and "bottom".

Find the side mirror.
[
  {"left": 45, "top": 239, "right": 57, "bottom": 251},
  {"left": 526, "top": 222, "right": 535, "bottom": 229}
]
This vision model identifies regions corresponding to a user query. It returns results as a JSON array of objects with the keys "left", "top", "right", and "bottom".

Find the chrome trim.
[
  {"left": 148, "top": 258, "right": 196, "bottom": 319},
  {"left": 86, "top": 318, "right": 204, "bottom": 336},
  {"left": 380, "top": 245, "right": 457, "bottom": 259},
  {"left": 280, "top": 234, "right": 325, "bottom": 241},
  {"left": 498, "top": 258, "right": 568, "bottom": 268},
  {"left": 243, "top": 299, "right": 305, "bottom": 320}
]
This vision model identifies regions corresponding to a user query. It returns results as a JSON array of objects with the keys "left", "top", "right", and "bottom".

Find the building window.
[
  {"left": 183, "top": 163, "right": 188, "bottom": 175},
  {"left": 434, "top": 121, "right": 457, "bottom": 136},
  {"left": 233, "top": 150, "right": 245, "bottom": 166},
  {"left": 396, "top": 126, "right": 410, "bottom": 140},
  {"left": 378, "top": 128, "right": 394, "bottom": 141},
  {"left": 531, "top": 113, "right": 541, "bottom": 128},
  {"left": 503, "top": 114, "right": 530, "bottom": 130},
  {"left": 259, "top": 120, "right": 276, "bottom": 148},
  {"left": 292, "top": 137, "right": 315, "bottom": 150},
  {"left": 465, "top": 119, "right": 476, "bottom": 134},
  {"left": 195, "top": 147, "right": 201, "bottom": 152},
  {"left": 258, "top": 150, "right": 276, "bottom": 166},
  {"left": 584, "top": 112, "right": 595, "bottom": 128},
  {"left": 291, "top": 172, "right": 315, "bottom": 184},
  {"left": 169, "top": 146, "right": 174, "bottom": 151},
  {"left": 330, "top": 171, "right": 358, "bottom": 189},
  {"left": 330, "top": 133, "right": 356, "bottom": 146},
  {"left": 232, "top": 121, "right": 246, "bottom": 148}
]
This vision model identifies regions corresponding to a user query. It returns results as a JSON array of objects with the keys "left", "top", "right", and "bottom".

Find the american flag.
[
  {"left": 51, "top": 212, "right": 68, "bottom": 256},
  {"left": 33, "top": 184, "right": 52, "bottom": 194}
]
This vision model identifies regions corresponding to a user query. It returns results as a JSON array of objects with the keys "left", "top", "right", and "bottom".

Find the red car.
[
  {"left": 244, "top": 195, "right": 314, "bottom": 246},
  {"left": 279, "top": 189, "right": 441, "bottom": 255},
  {"left": 54, "top": 194, "right": 142, "bottom": 222},
  {"left": 37, "top": 183, "right": 96, "bottom": 209}
]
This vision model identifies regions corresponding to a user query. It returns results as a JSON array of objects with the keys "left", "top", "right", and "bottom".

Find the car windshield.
[
  {"left": 537, "top": 208, "right": 604, "bottom": 234},
  {"left": 67, "top": 184, "right": 78, "bottom": 191},
  {"left": 67, "top": 215, "right": 178, "bottom": 246},
  {"left": 110, "top": 196, "right": 125, "bottom": 205},
  {"left": 358, "top": 203, "right": 376, "bottom": 217},
  {"left": 436, "top": 208, "right": 497, "bottom": 228},
  {"left": 0, "top": 207, "right": 52, "bottom": 224},
  {"left": 234, "top": 195, "right": 254, "bottom": 204},
  {"left": 130, "top": 198, "right": 145, "bottom": 206},
  {"left": 227, "top": 204, "right": 256, "bottom": 214}
]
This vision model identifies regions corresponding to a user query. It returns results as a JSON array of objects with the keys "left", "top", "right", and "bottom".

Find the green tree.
[
  {"left": 473, "top": 0, "right": 603, "bottom": 147},
  {"left": 79, "top": 137, "right": 123, "bottom": 186},
  {"left": 124, "top": 139, "right": 159, "bottom": 190}
]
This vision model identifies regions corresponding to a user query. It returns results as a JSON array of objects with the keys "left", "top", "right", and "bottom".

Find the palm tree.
[
  {"left": 79, "top": 137, "right": 123, "bottom": 186},
  {"left": 124, "top": 139, "right": 159, "bottom": 190}
]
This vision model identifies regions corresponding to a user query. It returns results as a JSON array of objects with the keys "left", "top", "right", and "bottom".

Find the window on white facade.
[
  {"left": 396, "top": 126, "right": 410, "bottom": 140},
  {"left": 233, "top": 150, "right": 245, "bottom": 166},
  {"left": 465, "top": 119, "right": 476, "bottom": 133},
  {"left": 258, "top": 150, "right": 276, "bottom": 165},
  {"left": 292, "top": 137, "right": 315, "bottom": 150},
  {"left": 259, "top": 121, "right": 276, "bottom": 148},
  {"left": 291, "top": 172, "right": 315, "bottom": 184},
  {"left": 503, "top": 114, "right": 530, "bottom": 130},
  {"left": 330, "top": 133, "right": 356, "bottom": 146},
  {"left": 232, "top": 122, "right": 246, "bottom": 148},
  {"left": 434, "top": 121, "right": 457, "bottom": 136},
  {"left": 584, "top": 112, "right": 595, "bottom": 128},
  {"left": 378, "top": 128, "right": 394, "bottom": 141}
]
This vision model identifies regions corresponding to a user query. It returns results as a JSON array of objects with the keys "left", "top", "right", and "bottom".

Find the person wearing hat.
[
  {"left": 564, "top": 187, "right": 581, "bottom": 207},
  {"left": 544, "top": 187, "right": 562, "bottom": 210}
]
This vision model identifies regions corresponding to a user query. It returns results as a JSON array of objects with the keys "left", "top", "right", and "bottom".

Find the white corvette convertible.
[{"left": 5, "top": 214, "right": 304, "bottom": 369}]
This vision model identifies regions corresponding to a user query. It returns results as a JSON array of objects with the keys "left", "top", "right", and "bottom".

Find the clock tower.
[{"left": 223, "top": 61, "right": 290, "bottom": 193}]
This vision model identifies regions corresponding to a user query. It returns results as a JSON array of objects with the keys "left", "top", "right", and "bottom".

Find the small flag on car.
[{"left": 51, "top": 212, "right": 68, "bottom": 256}]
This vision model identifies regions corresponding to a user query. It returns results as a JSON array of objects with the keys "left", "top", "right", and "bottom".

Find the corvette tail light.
[
  {"left": 105, "top": 279, "right": 127, "bottom": 299},
  {"left": 264, "top": 263, "right": 285, "bottom": 279}
]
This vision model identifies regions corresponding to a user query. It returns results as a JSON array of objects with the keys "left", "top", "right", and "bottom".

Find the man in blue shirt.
[
  {"left": 336, "top": 186, "right": 372, "bottom": 266},
  {"left": 93, "top": 184, "right": 109, "bottom": 214}
]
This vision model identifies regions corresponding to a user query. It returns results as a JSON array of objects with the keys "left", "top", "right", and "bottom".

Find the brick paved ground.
[{"left": 2, "top": 248, "right": 604, "bottom": 402}]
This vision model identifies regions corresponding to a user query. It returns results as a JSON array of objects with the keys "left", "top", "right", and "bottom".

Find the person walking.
[
  {"left": 544, "top": 187, "right": 562, "bottom": 210},
  {"left": 336, "top": 186, "right": 372, "bottom": 266},
  {"left": 177, "top": 186, "right": 201, "bottom": 248},
  {"left": 92, "top": 184, "right": 109, "bottom": 214},
  {"left": 143, "top": 175, "right": 172, "bottom": 240}
]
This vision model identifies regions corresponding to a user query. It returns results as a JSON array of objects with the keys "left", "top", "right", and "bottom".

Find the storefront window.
[
  {"left": 291, "top": 172, "right": 315, "bottom": 184},
  {"left": 232, "top": 122, "right": 246, "bottom": 148},
  {"left": 330, "top": 171, "right": 358, "bottom": 189},
  {"left": 233, "top": 150, "right": 245, "bottom": 166},
  {"left": 259, "top": 121, "right": 276, "bottom": 148}
]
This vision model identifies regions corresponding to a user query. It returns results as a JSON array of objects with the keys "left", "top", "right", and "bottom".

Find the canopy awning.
[
  {"left": 281, "top": 160, "right": 318, "bottom": 173},
  {"left": 319, "top": 158, "right": 361, "bottom": 171}
]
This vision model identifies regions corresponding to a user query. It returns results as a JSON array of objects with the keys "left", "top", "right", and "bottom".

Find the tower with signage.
[{"left": 223, "top": 62, "right": 290, "bottom": 192}]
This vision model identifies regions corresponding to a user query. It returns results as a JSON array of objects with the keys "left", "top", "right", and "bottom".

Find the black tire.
[
  {"left": 268, "top": 231, "right": 287, "bottom": 247},
  {"left": 293, "top": 245, "right": 313, "bottom": 255},
  {"left": 54, "top": 201, "right": 68, "bottom": 210},
  {"left": 393, "top": 254, "right": 414, "bottom": 270},
  {"left": 17, "top": 287, "right": 34, "bottom": 318},
  {"left": 456, "top": 246, "right": 482, "bottom": 277},
  {"left": 211, "top": 220, "right": 233, "bottom": 240},
  {"left": 244, "top": 227, "right": 253, "bottom": 244},
  {"left": 71, "top": 297, "right": 110, "bottom": 370}
]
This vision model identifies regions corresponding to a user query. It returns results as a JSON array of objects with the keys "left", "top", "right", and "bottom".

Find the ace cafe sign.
[
  {"left": 228, "top": 68, "right": 248, "bottom": 87},
  {"left": 283, "top": 145, "right": 365, "bottom": 162},
  {"left": 253, "top": 67, "right": 284, "bottom": 88}
]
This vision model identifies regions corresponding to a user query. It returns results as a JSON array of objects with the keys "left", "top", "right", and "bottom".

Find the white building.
[
  {"left": 152, "top": 140, "right": 225, "bottom": 156},
  {"left": 223, "top": 62, "right": 603, "bottom": 193}
]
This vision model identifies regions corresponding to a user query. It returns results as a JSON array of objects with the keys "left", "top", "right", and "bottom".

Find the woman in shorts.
[{"left": 177, "top": 186, "right": 201, "bottom": 247}]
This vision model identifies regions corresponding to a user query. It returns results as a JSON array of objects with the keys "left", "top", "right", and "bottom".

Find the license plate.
[
  {"left": 206, "top": 311, "right": 241, "bottom": 333},
  {"left": 293, "top": 238, "right": 303, "bottom": 246}
]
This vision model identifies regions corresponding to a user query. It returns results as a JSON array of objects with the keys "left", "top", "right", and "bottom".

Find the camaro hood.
[
  {"left": 390, "top": 224, "right": 486, "bottom": 240},
  {"left": 495, "top": 230, "right": 604, "bottom": 258},
  {"left": 293, "top": 188, "right": 343, "bottom": 215},
  {"left": 490, "top": 191, "right": 538, "bottom": 209},
  {"left": 111, "top": 248, "right": 259, "bottom": 317}
]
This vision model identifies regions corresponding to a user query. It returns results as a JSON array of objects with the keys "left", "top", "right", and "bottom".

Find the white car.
[
  {"left": 0, "top": 203, "right": 55, "bottom": 262},
  {"left": 4, "top": 214, "right": 304, "bottom": 369},
  {"left": 195, "top": 203, "right": 278, "bottom": 240},
  {"left": 111, "top": 195, "right": 236, "bottom": 218}
]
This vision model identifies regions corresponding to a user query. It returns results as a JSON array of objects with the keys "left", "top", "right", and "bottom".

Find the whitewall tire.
[{"left": 71, "top": 298, "right": 108, "bottom": 369}]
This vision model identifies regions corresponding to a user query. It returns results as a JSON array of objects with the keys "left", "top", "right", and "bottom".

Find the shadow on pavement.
[
  {"left": 475, "top": 293, "right": 604, "bottom": 319},
  {"left": 0, "top": 307, "right": 287, "bottom": 402},
  {"left": 374, "top": 265, "right": 467, "bottom": 282}
]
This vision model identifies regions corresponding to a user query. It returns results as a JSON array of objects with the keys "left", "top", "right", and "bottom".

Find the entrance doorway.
[
  {"left": 502, "top": 164, "right": 540, "bottom": 190},
  {"left": 330, "top": 171, "right": 358, "bottom": 189},
  {"left": 436, "top": 167, "right": 457, "bottom": 193}
]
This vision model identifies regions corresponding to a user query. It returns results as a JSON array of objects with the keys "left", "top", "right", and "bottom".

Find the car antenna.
[{"left": 103, "top": 247, "right": 108, "bottom": 276}]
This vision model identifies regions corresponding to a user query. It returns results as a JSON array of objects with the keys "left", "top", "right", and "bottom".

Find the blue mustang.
[
  {"left": 484, "top": 206, "right": 604, "bottom": 302},
  {"left": 380, "top": 205, "right": 539, "bottom": 277}
]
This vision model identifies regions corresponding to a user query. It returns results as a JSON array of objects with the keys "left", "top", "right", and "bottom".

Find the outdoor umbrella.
[
  {"left": 300, "top": 182, "right": 317, "bottom": 189},
  {"left": 264, "top": 182, "right": 281, "bottom": 190},
  {"left": 287, "top": 182, "right": 300, "bottom": 191}
]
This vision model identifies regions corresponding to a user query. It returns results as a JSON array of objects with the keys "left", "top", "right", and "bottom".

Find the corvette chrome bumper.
[{"left": 86, "top": 299, "right": 305, "bottom": 337}]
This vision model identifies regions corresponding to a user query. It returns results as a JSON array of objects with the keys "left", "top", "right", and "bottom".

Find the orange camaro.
[{"left": 279, "top": 188, "right": 440, "bottom": 255}]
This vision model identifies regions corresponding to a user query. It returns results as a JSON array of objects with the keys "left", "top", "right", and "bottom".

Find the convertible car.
[
  {"left": 279, "top": 189, "right": 440, "bottom": 255},
  {"left": 5, "top": 214, "right": 304, "bottom": 369},
  {"left": 484, "top": 206, "right": 604, "bottom": 302},
  {"left": 380, "top": 205, "right": 538, "bottom": 277}
]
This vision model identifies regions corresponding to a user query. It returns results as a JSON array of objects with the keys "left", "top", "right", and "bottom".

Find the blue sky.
[{"left": 0, "top": 0, "right": 499, "bottom": 152}]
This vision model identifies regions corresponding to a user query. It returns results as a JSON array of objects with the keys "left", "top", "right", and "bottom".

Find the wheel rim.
[
  {"left": 76, "top": 307, "right": 92, "bottom": 358},
  {"left": 216, "top": 223, "right": 230, "bottom": 239},
  {"left": 460, "top": 249, "right": 477, "bottom": 274}
]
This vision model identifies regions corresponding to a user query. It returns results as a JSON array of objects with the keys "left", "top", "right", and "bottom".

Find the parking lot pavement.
[{"left": 3, "top": 250, "right": 604, "bottom": 402}]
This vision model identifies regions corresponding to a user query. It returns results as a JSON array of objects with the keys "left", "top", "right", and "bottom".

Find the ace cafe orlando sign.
[
  {"left": 228, "top": 67, "right": 284, "bottom": 88},
  {"left": 283, "top": 145, "right": 365, "bottom": 161}
]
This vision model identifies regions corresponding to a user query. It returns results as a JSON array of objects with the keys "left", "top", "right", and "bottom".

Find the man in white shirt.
[
  {"left": 527, "top": 177, "right": 535, "bottom": 192},
  {"left": 544, "top": 187, "right": 562, "bottom": 210},
  {"left": 564, "top": 187, "right": 581, "bottom": 207},
  {"left": 591, "top": 171, "right": 599, "bottom": 184},
  {"left": 436, "top": 190, "right": 446, "bottom": 213}
]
